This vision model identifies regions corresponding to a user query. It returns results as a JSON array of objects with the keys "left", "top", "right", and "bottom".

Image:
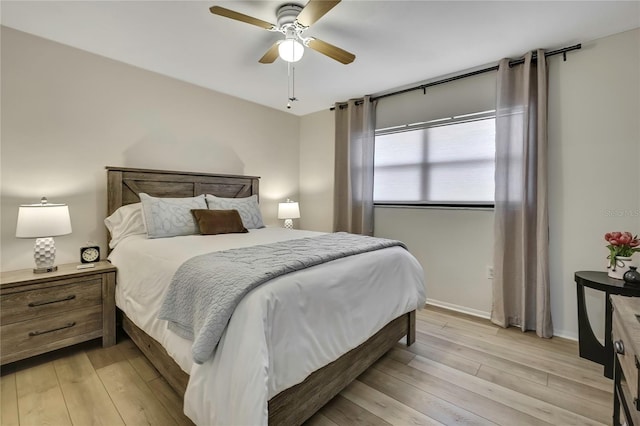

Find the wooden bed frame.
[{"left": 106, "top": 166, "right": 416, "bottom": 425}]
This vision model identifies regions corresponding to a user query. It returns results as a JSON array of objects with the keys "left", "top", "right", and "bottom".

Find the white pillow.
[
  {"left": 104, "top": 203, "right": 146, "bottom": 249},
  {"left": 140, "top": 193, "right": 207, "bottom": 238},
  {"left": 205, "top": 194, "right": 265, "bottom": 229}
]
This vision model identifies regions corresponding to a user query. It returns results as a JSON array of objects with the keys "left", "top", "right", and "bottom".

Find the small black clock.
[{"left": 80, "top": 245, "right": 100, "bottom": 263}]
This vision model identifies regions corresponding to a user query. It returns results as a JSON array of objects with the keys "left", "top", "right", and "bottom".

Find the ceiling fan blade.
[
  {"left": 307, "top": 38, "right": 355, "bottom": 64},
  {"left": 296, "top": 0, "right": 341, "bottom": 27},
  {"left": 209, "top": 6, "right": 275, "bottom": 30},
  {"left": 259, "top": 43, "right": 280, "bottom": 64}
]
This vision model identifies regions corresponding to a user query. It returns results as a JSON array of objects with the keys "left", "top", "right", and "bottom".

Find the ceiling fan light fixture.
[{"left": 278, "top": 38, "right": 304, "bottom": 62}]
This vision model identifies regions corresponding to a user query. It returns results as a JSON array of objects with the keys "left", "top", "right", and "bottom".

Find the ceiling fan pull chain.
[
  {"left": 292, "top": 65, "right": 296, "bottom": 101},
  {"left": 286, "top": 62, "right": 298, "bottom": 110},
  {"left": 287, "top": 62, "right": 291, "bottom": 108}
]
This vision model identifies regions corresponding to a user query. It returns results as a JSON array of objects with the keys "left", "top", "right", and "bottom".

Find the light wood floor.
[{"left": 1, "top": 305, "right": 613, "bottom": 425}]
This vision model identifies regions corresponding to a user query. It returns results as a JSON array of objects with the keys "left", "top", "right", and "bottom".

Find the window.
[{"left": 374, "top": 113, "right": 495, "bottom": 206}]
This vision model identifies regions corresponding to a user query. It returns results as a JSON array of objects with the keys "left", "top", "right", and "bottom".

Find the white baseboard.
[
  {"left": 425, "top": 298, "right": 579, "bottom": 342},
  {"left": 426, "top": 298, "right": 491, "bottom": 319},
  {"left": 551, "top": 329, "right": 578, "bottom": 342}
]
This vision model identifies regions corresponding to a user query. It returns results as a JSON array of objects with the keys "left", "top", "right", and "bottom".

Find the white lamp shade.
[
  {"left": 278, "top": 39, "right": 304, "bottom": 63},
  {"left": 16, "top": 203, "right": 72, "bottom": 238},
  {"left": 278, "top": 202, "right": 300, "bottom": 219}
]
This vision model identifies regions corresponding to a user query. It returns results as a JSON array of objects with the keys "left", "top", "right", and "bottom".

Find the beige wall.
[
  {"left": 374, "top": 207, "right": 494, "bottom": 317},
  {"left": 298, "top": 110, "right": 334, "bottom": 232},
  {"left": 547, "top": 28, "right": 639, "bottom": 339},
  {"left": 1, "top": 27, "right": 300, "bottom": 271},
  {"left": 299, "top": 28, "right": 640, "bottom": 339}
]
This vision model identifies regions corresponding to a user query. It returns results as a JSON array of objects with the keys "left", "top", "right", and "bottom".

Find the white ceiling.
[{"left": 2, "top": 1, "right": 639, "bottom": 116}]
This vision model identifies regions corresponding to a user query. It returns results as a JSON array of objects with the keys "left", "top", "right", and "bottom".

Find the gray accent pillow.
[
  {"left": 205, "top": 194, "right": 265, "bottom": 229},
  {"left": 140, "top": 193, "right": 207, "bottom": 238}
]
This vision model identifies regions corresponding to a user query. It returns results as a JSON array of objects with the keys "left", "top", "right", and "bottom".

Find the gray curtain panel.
[
  {"left": 333, "top": 96, "right": 377, "bottom": 235},
  {"left": 491, "top": 50, "right": 553, "bottom": 338}
]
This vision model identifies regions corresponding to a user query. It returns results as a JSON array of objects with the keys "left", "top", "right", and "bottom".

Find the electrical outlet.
[{"left": 487, "top": 266, "right": 494, "bottom": 279}]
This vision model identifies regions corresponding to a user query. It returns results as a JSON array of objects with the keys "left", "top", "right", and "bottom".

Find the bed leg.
[{"left": 406, "top": 310, "right": 416, "bottom": 346}]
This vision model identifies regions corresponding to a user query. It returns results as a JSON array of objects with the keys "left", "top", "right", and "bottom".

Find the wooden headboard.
[{"left": 106, "top": 166, "right": 260, "bottom": 216}]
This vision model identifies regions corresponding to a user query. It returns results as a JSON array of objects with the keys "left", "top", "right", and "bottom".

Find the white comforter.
[{"left": 109, "top": 227, "right": 426, "bottom": 425}]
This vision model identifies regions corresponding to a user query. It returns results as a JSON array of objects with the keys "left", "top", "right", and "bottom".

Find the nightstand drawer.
[
  {"left": 0, "top": 305, "right": 102, "bottom": 364},
  {"left": 613, "top": 307, "right": 639, "bottom": 408},
  {"left": 1, "top": 277, "right": 101, "bottom": 325}
]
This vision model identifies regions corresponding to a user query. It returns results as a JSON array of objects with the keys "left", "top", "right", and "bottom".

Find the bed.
[{"left": 105, "top": 166, "right": 426, "bottom": 425}]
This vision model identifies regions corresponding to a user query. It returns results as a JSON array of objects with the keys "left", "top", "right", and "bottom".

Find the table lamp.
[
  {"left": 278, "top": 199, "right": 300, "bottom": 229},
  {"left": 16, "top": 197, "right": 72, "bottom": 273}
]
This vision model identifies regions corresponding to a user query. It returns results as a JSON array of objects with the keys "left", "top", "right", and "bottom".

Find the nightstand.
[{"left": 0, "top": 261, "right": 116, "bottom": 365}]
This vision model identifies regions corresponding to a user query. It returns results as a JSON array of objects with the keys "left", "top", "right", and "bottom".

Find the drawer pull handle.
[
  {"left": 28, "top": 295, "right": 76, "bottom": 307},
  {"left": 615, "top": 340, "right": 625, "bottom": 355},
  {"left": 28, "top": 322, "right": 76, "bottom": 337}
]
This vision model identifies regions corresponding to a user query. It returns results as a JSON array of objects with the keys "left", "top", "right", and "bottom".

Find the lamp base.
[
  {"left": 33, "top": 237, "right": 57, "bottom": 273},
  {"left": 283, "top": 219, "right": 293, "bottom": 229},
  {"left": 33, "top": 265, "right": 58, "bottom": 274}
]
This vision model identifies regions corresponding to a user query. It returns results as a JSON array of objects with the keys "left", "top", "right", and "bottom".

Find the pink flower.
[
  {"left": 605, "top": 231, "right": 640, "bottom": 267},
  {"left": 619, "top": 234, "right": 632, "bottom": 245}
]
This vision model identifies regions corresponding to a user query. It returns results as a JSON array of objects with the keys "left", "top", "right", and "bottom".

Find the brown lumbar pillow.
[{"left": 191, "top": 209, "right": 248, "bottom": 235}]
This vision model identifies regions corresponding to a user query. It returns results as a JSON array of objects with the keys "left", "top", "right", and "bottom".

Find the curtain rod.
[{"left": 331, "top": 43, "right": 581, "bottom": 110}]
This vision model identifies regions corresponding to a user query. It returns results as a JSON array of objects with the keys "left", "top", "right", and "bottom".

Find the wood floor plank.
[
  {"left": 115, "top": 332, "right": 161, "bottom": 381},
  {"left": 1, "top": 372, "right": 19, "bottom": 426},
  {"left": 413, "top": 331, "right": 549, "bottom": 385},
  {"left": 422, "top": 306, "right": 605, "bottom": 375},
  {"left": 383, "top": 346, "right": 416, "bottom": 365},
  {"left": 419, "top": 308, "right": 499, "bottom": 337},
  {"left": 319, "top": 394, "right": 391, "bottom": 426},
  {"left": 305, "top": 411, "right": 340, "bottom": 426},
  {"left": 15, "top": 361, "right": 71, "bottom": 426},
  {"left": 408, "top": 355, "right": 607, "bottom": 426},
  {"left": 116, "top": 338, "right": 144, "bottom": 359},
  {"left": 416, "top": 327, "right": 611, "bottom": 391},
  {"left": 147, "top": 376, "right": 195, "bottom": 426},
  {"left": 496, "top": 326, "right": 579, "bottom": 356},
  {"left": 374, "top": 357, "right": 551, "bottom": 426},
  {"left": 476, "top": 364, "right": 610, "bottom": 424},
  {"left": 433, "top": 317, "right": 606, "bottom": 376},
  {"left": 415, "top": 317, "right": 448, "bottom": 334},
  {"left": 359, "top": 366, "right": 497, "bottom": 425},
  {"left": 440, "top": 321, "right": 605, "bottom": 375},
  {"left": 54, "top": 351, "right": 125, "bottom": 426},
  {"left": 415, "top": 312, "right": 448, "bottom": 328},
  {"left": 423, "top": 305, "right": 577, "bottom": 352},
  {"left": 342, "top": 380, "right": 445, "bottom": 426},
  {"left": 406, "top": 341, "right": 481, "bottom": 375},
  {"left": 547, "top": 372, "right": 613, "bottom": 408},
  {"left": 129, "top": 356, "right": 161, "bottom": 382},
  {"left": 86, "top": 342, "right": 129, "bottom": 370},
  {"left": 97, "top": 360, "right": 178, "bottom": 426}
]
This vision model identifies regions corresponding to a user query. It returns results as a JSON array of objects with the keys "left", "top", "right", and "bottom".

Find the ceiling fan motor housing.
[{"left": 277, "top": 4, "right": 303, "bottom": 28}]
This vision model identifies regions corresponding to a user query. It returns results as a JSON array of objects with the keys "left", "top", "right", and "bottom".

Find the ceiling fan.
[{"left": 209, "top": 0, "right": 356, "bottom": 65}]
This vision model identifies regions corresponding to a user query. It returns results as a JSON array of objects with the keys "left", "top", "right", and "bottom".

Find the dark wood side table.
[{"left": 575, "top": 271, "right": 640, "bottom": 378}]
